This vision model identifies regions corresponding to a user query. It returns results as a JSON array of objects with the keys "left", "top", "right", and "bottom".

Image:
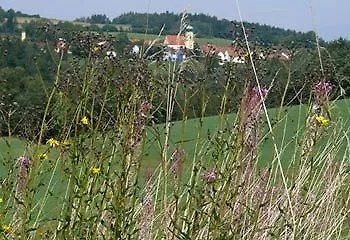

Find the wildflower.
[
  {"left": 90, "top": 167, "right": 101, "bottom": 175},
  {"left": 1, "top": 225, "right": 13, "bottom": 234},
  {"left": 39, "top": 153, "right": 48, "bottom": 160},
  {"left": 46, "top": 138, "right": 60, "bottom": 148},
  {"left": 106, "top": 193, "right": 113, "bottom": 199},
  {"left": 202, "top": 168, "right": 216, "bottom": 182},
  {"left": 58, "top": 91, "right": 64, "bottom": 98},
  {"left": 312, "top": 81, "right": 333, "bottom": 112},
  {"left": 61, "top": 140, "right": 73, "bottom": 147},
  {"left": 140, "top": 100, "right": 152, "bottom": 118},
  {"left": 313, "top": 81, "right": 333, "bottom": 95},
  {"left": 315, "top": 115, "right": 329, "bottom": 127},
  {"left": 0, "top": 197, "right": 3, "bottom": 203},
  {"left": 81, "top": 116, "right": 89, "bottom": 125},
  {"left": 17, "top": 156, "right": 31, "bottom": 166}
]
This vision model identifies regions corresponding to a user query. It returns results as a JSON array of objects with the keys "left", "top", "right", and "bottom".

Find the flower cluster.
[
  {"left": 313, "top": 81, "right": 333, "bottom": 95},
  {"left": 312, "top": 81, "right": 333, "bottom": 113},
  {"left": 202, "top": 168, "right": 216, "bottom": 183},
  {"left": 47, "top": 138, "right": 60, "bottom": 148},
  {"left": 17, "top": 155, "right": 31, "bottom": 166},
  {"left": 39, "top": 153, "right": 48, "bottom": 160},
  {"left": 81, "top": 116, "right": 89, "bottom": 125},
  {"left": 140, "top": 101, "right": 152, "bottom": 118},
  {"left": 1, "top": 225, "right": 13, "bottom": 234},
  {"left": 315, "top": 115, "right": 329, "bottom": 127},
  {"left": 46, "top": 138, "right": 72, "bottom": 148},
  {"left": 90, "top": 167, "right": 101, "bottom": 175}
]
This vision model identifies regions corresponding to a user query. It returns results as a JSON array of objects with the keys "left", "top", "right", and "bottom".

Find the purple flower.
[
  {"left": 252, "top": 86, "right": 268, "bottom": 98},
  {"left": 246, "top": 86, "right": 268, "bottom": 114},
  {"left": 140, "top": 100, "right": 152, "bottom": 118},
  {"left": 203, "top": 168, "right": 216, "bottom": 183},
  {"left": 17, "top": 156, "right": 31, "bottom": 166},
  {"left": 312, "top": 81, "right": 333, "bottom": 111},
  {"left": 313, "top": 81, "right": 333, "bottom": 95}
]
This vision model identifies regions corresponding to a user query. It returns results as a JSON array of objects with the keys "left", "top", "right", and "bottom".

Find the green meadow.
[{"left": 2, "top": 97, "right": 350, "bottom": 176}]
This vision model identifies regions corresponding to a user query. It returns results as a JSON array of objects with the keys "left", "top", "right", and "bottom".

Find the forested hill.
[{"left": 112, "top": 12, "right": 317, "bottom": 47}]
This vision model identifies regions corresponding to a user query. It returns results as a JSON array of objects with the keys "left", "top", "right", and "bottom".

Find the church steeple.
[{"left": 185, "top": 25, "right": 194, "bottom": 50}]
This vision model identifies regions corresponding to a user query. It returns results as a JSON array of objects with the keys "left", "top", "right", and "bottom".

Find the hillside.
[{"left": 112, "top": 12, "right": 318, "bottom": 47}]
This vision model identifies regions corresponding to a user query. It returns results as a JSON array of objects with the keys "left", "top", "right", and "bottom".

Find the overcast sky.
[{"left": 1, "top": 0, "right": 349, "bottom": 41}]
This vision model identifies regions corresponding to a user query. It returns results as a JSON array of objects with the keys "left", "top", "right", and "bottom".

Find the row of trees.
[
  {"left": 74, "top": 11, "right": 319, "bottom": 48},
  {"left": 112, "top": 12, "right": 318, "bottom": 47}
]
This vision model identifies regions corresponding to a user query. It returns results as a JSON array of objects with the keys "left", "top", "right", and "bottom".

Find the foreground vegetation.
[{"left": 0, "top": 46, "right": 350, "bottom": 239}]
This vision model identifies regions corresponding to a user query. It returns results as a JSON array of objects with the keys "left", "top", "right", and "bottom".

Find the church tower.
[{"left": 185, "top": 25, "right": 194, "bottom": 50}]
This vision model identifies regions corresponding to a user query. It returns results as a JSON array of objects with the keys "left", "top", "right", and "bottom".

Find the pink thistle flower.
[
  {"left": 202, "top": 168, "right": 216, "bottom": 183},
  {"left": 313, "top": 81, "right": 333, "bottom": 95},
  {"left": 17, "top": 155, "right": 31, "bottom": 167},
  {"left": 312, "top": 81, "right": 333, "bottom": 114}
]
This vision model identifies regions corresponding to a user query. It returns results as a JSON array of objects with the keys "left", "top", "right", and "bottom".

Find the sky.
[{"left": 1, "top": 0, "right": 349, "bottom": 41}]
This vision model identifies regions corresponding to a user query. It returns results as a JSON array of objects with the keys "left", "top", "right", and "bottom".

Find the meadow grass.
[{"left": 1, "top": 95, "right": 350, "bottom": 238}]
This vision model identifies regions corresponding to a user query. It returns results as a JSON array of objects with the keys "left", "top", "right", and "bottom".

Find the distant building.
[
  {"left": 21, "top": 31, "right": 26, "bottom": 41},
  {"left": 163, "top": 25, "right": 194, "bottom": 62},
  {"left": 266, "top": 50, "right": 291, "bottom": 61},
  {"left": 164, "top": 35, "right": 186, "bottom": 50},
  {"left": 164, "top": 26, "right": 194, "bottom": 51},
  {"left": 201, "top": 44, "right": 245, "bottom": 65}
]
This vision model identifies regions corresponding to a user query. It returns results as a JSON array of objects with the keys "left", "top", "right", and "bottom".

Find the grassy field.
[
  {"left": 2, "top": 98, "right": 350, "bottom": 175},
  {"left": 1, "top": 93, "right": 349, "bottom": 238},
  {"left": 143, "top": 97, "right": 350, "bottom": 169}
]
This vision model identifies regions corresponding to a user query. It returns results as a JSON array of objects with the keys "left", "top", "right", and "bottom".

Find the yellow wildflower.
[
  {"left": 106, "top": 193, "right": 113, "bottom": 199},
  {"left": 61, "top": 140, "right": 73, "bottom": 147},
  {"left": 58, "top": 91, "right": 64, "bottom": 98},
  {"left": 39, "top": 153, "right": 48, "bottom": 160},
  {"left": 1, "top": 225, "right": 13, "bottom": 234},
  {"left": 81, "top": 116, "right": 89, "bottom": 125},
  {"left": 92, "top": 46, "right": 100, "bottom": 53},
  {"left": 0, "top": 197, "right": 3, "bottom": 203},
  {"left": 46, "top": 138, "right": 60, "bottom": 148},
  {"left": 90, "top": 167, "right": 101, "bottom": 175},
  {"left": 315, "top": 115, "right": 329, "bottom": 127}
]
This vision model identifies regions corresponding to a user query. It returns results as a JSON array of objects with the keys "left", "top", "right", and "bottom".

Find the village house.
[
  {"left": 163, "top": 25, "right": 194, "bottom": 62},
  {"left": 201, "top": 44, "right": 246, "bottom": 65},
  {"left": 266, "top": 50, "right": 291, "bottom": 61}
]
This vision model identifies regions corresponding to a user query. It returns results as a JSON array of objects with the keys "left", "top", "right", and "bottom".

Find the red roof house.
[{"left": 164, "top": 35, "right": 186, "bottom": 50}]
